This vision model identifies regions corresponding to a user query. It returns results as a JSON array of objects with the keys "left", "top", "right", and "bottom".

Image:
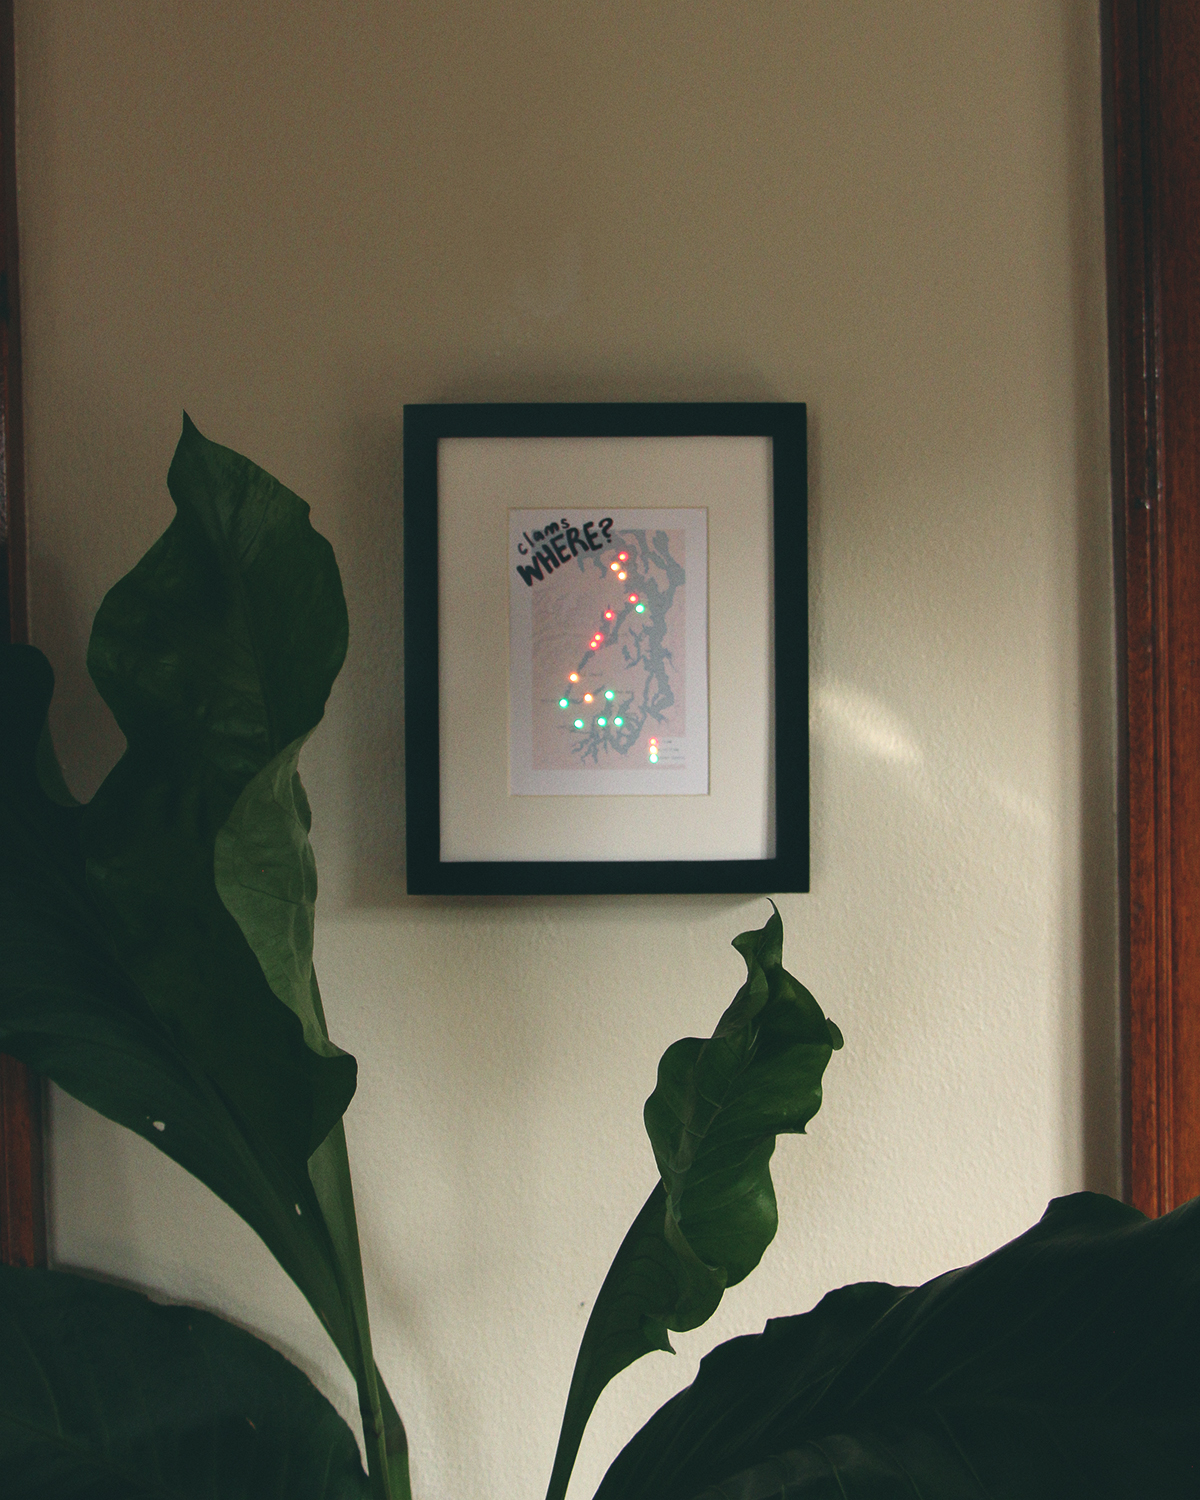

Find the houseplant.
[
  {"left": 1, "top": 418, "right": 1196, "bottom": 1499},
  {"left": 0, "top": 416, "right": 845, "bottom": 1498}
]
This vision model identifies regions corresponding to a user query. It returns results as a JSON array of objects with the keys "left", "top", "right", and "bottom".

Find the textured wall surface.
[{"left": 16, "top": 3, "right": 1115, "bottom": 1497}]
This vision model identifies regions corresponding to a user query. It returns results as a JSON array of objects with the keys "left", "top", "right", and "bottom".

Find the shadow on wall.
[
  {"left": 1065, "top": 2, "right": 1120, "bottom": 1199},
  {"left": 334, "top": 414, "right": 407, "bottom": 906},
  {"left": 27, "top": 387, "right": 198, "bottom": 801},
  {"left": 31, "top": 553, "right": 128, "bottom": 803}
]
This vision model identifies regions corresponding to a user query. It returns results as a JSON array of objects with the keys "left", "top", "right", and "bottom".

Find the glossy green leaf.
[
  {"left": 0, "top": 1264, "right": 369, "bottom": 1500},
  {"left": 595, "top": 1192, "right": 1200, "bottom": 1500},
  {"left": 546, "top": 907, "right": 842, "bottom": 1500},
  {"left": 214, "top": 738, "right": 332, "bottom": 1058},
  {"left": 83, "top": 413, "right": 355, "bottom": 1162},
  {"left": 0, "top": 418, "right": 406, "bottom": 1498},
  {"left": 1, "top": 646, "right": 342, "bottom": 1337},
  {"left": 212, "top": 701, "right": 409, "bottom": 1494}
]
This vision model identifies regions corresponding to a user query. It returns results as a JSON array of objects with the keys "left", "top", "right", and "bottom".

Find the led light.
[
  {"left": 610, "top": 562, "right": 620, "bottom": 572},
  {"left": 635, "top": 603, "right": 645, "bottom": 613},
  {"left": 574, "top": 719, "right": 585, "bottom": 729},
  {"left": 569, "top": 673, "right": 579, "bottom": 683},
  {"left": 649, "top": 753, "right": 659, "bottom": 763},
  {"left": 597, "top": 716, "right": 607, "bottom": 727},
  {"left": 583, "top": 693, "right": 593, "bottom": 703},
  {"left": 617, "top": 571, "right": 627, "bottom": 581},
  {"left": 613, "top": 716, "right": 624, "bottom": 727},
  {"left": 604, "top": 690, "right": 615, "bottom": 700},
  {"left": 604, "top": 610, "right": 615, "bottom": 620},
  {"left": 559, "top": 697, "right": 569, "bottom": 708},
  {"left": 589, "top": 641, "right": 600, "bottom": 649},
  {"left": 628, "top": 593, "right": 639, "bottom": 603},
  {"left": 617, "top": 552, "right": 629, "bottom": 562}
]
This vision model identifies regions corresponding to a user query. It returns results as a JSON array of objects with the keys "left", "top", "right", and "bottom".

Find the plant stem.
[{"left": 359, "top": 1362, "right": 413, "bottom": 1500}]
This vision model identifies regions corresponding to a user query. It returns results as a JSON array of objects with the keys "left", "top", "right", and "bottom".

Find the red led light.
[
  {"left": 589, "top": 641, "right": 600, "bottom": 649},
  {"left": 628, "top": 593, "right": 639, "bottom": 604},
  {"left": 604, "top": 610, "right": 615, "bottom": 620},
  {"left": 618, "top": 552, "right": 629, "bottom": 562}
]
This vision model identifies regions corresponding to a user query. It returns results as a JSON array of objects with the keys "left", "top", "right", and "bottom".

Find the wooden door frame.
[
  {"left": 2, "top": 3, "right": 1198, "bottom": 1265},
  {"left": 0, "top": 0, "right": 45, "bottom": 1270},
  {"left": 1107, "top": 0, "right": 1200, "bottom": 1215}
]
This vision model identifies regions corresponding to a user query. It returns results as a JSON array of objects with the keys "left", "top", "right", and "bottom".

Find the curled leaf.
[{"left": 545, "top": 905, "right": 841, "bottom": 1500}]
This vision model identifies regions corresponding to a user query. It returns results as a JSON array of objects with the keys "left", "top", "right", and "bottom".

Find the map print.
[
  {"left": 509, "top": 508, "right": 708, "bottom": 796},
  {"left": 532, "top": 526, "right": 686, "bottom": 769}
]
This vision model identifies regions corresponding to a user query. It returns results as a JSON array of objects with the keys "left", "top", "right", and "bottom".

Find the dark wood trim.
[
  {"left": 0, "top": 0, "right": 45, "bottom": 1269},
  {"left": 0, "top": 1057, "right": 44, "bottom": 1268},
  {"left": 1108, "top": 0, "right": 1200, "bottom": 1215}
]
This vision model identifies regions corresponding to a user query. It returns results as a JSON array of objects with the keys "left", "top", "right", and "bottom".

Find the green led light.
[
  {"left": 613, "top": 716, "right": 624, "bottom": 727},
  {"left": 635, "top": 603, "right": 645, "bottom": 613},
  {"left": 597, "top": 716, "right": 607, "bottom": 727},
  {"left": 649, "top": 753, "right": 659, "bottom": 763},
  {"left": 605, "top": 690, "right": 615, "bottom": 701},
  {"left": 574, "top": 719, "right": 584, "bottom": 729},
  {"left": 559, "top": 697, "right": 569, "bottom": 708}
]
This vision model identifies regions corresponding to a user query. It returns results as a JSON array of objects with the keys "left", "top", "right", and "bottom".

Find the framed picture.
[{"left": 402, "top": 402, "right": 808, "bottom": 896}]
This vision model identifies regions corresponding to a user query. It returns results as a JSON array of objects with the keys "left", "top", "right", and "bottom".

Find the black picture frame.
[{"left": 402, "top": 402, "right": 808, "bottom": 896}]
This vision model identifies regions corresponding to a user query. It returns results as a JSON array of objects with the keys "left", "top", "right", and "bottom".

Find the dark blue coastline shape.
[{"left": 402, "top": 402, "right": 808, "bottom": 897}]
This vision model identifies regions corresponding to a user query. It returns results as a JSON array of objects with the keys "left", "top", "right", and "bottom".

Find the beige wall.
[{"left": 16, "top": 3, "right": 1116, "bottom": 1497}]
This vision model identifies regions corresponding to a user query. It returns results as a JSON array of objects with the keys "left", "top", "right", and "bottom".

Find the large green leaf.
[
  {"left": 83, "top": 413, "right": 354, "bottom": 1162},
  {"left": 0, "top": 645, "right": 345, "bottom": 1343},
  {"left": 0, "top": 1264, "right": 369, "bottom": 1500},
  {"left": 0, "top": 418, "right": 406, "bottom": 1498},
  {"left": 545, "top": 907, "right": 842, "bottom": 1500},
  {"left": 593, "top": 1192, "right": 1200, "bottom": 1500},
  {"left": 211, "top": 686, "right": 408, "bottom": 1490}
]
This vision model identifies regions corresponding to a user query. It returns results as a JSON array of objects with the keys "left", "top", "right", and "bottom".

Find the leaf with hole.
[{"left": 0, "top": 417, "right": 406, "bottom": 1498}]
